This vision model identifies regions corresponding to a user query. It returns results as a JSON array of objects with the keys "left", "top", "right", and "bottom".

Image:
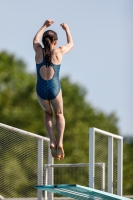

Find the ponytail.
[
  {"left": 44, "top": 37, "right": 52, "bottom": 67},
  {"left": 42, "top": 30, "right": 58, "bottom": 67}
]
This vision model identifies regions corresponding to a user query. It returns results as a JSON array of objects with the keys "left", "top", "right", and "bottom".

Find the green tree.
[
  {"left": 123, "top": 137, "right": 133, "bottom": 195},
  {"left": 0, "top": 51, "right": 46, "bottom": 135},
  {"left": 60, "top": 76, "right": 119, "bottom": 164}
]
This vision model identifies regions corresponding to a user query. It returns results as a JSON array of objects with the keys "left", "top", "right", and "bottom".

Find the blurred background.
[
  {"left": 0, "top": 0, "right": 133, "bottom": 196},
  {"left": 0, "top": 0, "right": 133, "bottom": 136}
]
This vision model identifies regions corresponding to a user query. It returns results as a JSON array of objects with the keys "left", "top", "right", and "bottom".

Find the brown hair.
[{"left": 42, "top": 30, "right": 58, "bottom": 67}]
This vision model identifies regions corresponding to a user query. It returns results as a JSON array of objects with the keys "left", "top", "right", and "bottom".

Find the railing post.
[
  {"left": 44, "top": 165, "right": 48, "bottom": 200},
  {"left": 102, "top": 163, "right": 105, "bottom": 191},
  {"left": 108, "top": 136, "right": 113, "bottom": 193},
  {"left": 47, "top": 142, "right": 54, "bottom": 200},
  {"left": 38, "top": 139, "right": 43, "bottom": 200},
  {"left": 117, "top": 139, "right": 123, "bottom": 196},
  {"left": 89, "top": 128, "right": 95, "bottom": 188}
]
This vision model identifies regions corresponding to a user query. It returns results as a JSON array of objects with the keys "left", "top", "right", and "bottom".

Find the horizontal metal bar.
[
  {"left": 44, "top": 163, "right": 105, "bottom": 168},
  {"left": 91, "top": 127, "right": 123, "bottom": 140},
  {"left": 0, "top": 123, "right": 50, "bottom": 142}
]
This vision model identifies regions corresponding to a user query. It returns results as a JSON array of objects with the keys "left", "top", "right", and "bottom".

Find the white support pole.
[
  {"left": 47, "top": 142, "right": 54, "bottom": 200},
  {"left": 38, "top": 139, "right": 43, "bottom": 200},
  {"left": 102, "top": 163, "right": 105, "bottom": 191},
  {"left": 89, "top": 128, "right": 95, "bottom": 188},
  {"left": 44, "top": 165, "right": 48, "bottom": 200},
  {"left": 117, "top": 139, "right": 123, "bottom": 196},
  {"left": 108, "top": 136, "right": 113, "bottom": 193}
]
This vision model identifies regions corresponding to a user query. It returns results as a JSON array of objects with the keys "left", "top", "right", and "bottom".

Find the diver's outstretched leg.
[
  {"left": 37, "top": 95, "right": 57, "bottom": 158},
  {"left": 52, "top": 90, "right": 65, "bottom": 160}
]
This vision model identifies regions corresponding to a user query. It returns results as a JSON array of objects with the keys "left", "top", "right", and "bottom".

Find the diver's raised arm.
[
  {"left": 33, "top": 19, "right": 54, "bottom": 52},
  {"left": 59, "top": 23, "right": 74, "bottom": 54}
]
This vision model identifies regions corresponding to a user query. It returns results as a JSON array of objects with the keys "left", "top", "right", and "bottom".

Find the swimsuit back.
[{"left": 36, "top": 49, "right": 61, "bottom": 100}]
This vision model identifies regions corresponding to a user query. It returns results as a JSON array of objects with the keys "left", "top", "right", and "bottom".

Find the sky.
[{"left": 0, "top": 0, "right": 133, "bottom": 136}]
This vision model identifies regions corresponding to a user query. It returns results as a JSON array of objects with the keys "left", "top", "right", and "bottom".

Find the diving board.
[{"left": 35, "top": 184, "right": 130, "bottom": 200}]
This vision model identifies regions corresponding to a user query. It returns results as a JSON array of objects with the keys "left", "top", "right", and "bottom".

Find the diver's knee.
[
  {"left": 55, "top": 110, "right": 63, "bottom": 117},
  {"left": 45, "top": 110, "right": 53, "bottom": 117}
]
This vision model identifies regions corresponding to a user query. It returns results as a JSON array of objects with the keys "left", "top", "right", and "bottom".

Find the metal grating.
[
  {"left": 0, "top": 123, "right": 50, "bottom": 199},
  {"left": 89, "top": 128, "right": 123, "bottom": 196},
  {"left": 95, "top": 132, "right": 108, "bottom": 192}
]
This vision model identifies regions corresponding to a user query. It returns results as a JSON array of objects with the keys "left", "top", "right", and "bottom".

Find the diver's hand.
[
  {"left": 44, "top": 19, "right": 54, "bottom": 27},
  {"left": 60, "top": 23, "right": 69, "bottom": 31}
]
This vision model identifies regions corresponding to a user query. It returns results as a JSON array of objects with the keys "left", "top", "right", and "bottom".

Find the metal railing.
[
  {"left": 44, "top": 163, "right": 105, "bottom": 191},
  {"left": 89, "top": 127, "right": 123, "bottom": 196},
  {"left": 0, "top": 124, "right": 123, "bottom": 199},
  {"left": 0, "top": 123, "right": 53, "bottom": 200}
]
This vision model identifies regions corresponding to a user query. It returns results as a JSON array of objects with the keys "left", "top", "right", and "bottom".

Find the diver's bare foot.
[
  {"left": 57, "top": 146, "right": 65, "bottom": 161},
  {"left": 50, "top": 143, "right": 57, "bottom": 159}
]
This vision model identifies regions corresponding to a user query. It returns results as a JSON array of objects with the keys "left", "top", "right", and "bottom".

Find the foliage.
[
  {"left": 123, "top": 137, "right": 133, "bottom": 195},
  {"left": 0, "top": 51, "right": 132, "bottom": 196},
  {"left": 0, "top": 51, "right": 46, "bottom": 135},
  {"left": 60, "top": 76, "right": 119, "bottom": 164}
]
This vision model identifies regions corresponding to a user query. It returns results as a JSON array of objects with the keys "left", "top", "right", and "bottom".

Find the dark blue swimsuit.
[{"left": 36, "top": 49, "right": 61, "bottom": 100}]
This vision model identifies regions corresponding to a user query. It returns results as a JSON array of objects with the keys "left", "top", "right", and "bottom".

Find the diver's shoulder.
[{"left": 54, "top": 46, "right": 64, "bottom": 53}]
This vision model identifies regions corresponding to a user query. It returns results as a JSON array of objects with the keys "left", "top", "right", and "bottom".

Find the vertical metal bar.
[
  {"left": 89, "top": 128, "right": 95, "bottom": 188},
  {"left": 102, "top": 163, "right": 105, "bottom": 191},
  {"left": 44, "top": 165, "right": 48, "bottom": 200},
  {"left": 117, "top": 139, "right": 123, "bottom": 196},
  {"left": 108, "top": 136, "right": 113, "bottom": 193},
  {"left": 38, "top": 139, "right": 43, "bottom": 200},
  {"left": 47, "top": 142, "right": 54, "bottom": 200}
]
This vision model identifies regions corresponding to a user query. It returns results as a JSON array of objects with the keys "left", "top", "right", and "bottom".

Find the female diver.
[{"left": 33, "top": 19, "right": 74, "bottom": 160}]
